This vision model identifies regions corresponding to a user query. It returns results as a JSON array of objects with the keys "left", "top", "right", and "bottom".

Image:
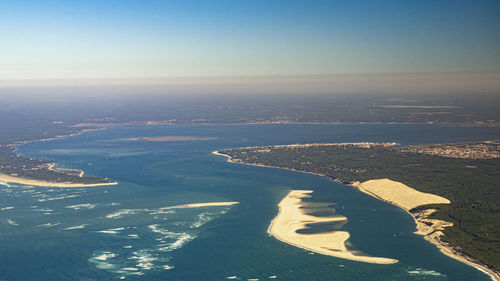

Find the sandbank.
[
  {"left": 162, "top": 202, "right": 239, "bottom": 209},
  {"left": 268, "top": 190, "right": 397, "bottom": 264},
  {"left": 0, "top": 173, "right": 118, "bottom": 188}
]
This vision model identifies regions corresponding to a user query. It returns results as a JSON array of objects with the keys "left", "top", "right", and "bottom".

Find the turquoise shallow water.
[{"left": 1, "top": 124, "right": 500, "bottom": 281}]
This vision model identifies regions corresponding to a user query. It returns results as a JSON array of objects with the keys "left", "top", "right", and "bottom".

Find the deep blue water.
[{"left": 1, "top": 124, "right": 499, "bottom": 281}]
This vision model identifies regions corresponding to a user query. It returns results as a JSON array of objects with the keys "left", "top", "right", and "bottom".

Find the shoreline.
[
  {"left": 0, "top": 173, "right": 118, "bottom": 188},
  {"left": 2, "top": 126, "right": 117, "bottom": 188},
  {"left": 352, "top": 179, "right": 500, "bottom": 281},
  {"left": 213, "top": 150, "right": 500, "bottom": 281}
]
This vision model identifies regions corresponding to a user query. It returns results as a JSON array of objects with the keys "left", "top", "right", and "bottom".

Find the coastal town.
[{"left": 402, "top": 141, "right": 500, "bottom": 159}]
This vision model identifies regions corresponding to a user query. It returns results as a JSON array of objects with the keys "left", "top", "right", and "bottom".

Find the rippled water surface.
[{"left": 2, "top": 124, "right": 499, "bottom": 281}]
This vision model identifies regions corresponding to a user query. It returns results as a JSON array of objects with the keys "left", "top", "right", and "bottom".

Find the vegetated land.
[
  {"left": 0, "top": 146, "right": 113, "bottom": 185},
  {"left": 0, "top": 114, "right": 113, "bottom": 185},
  {"left": 219, "top": 141, "right": 500, "bottom": 272}
]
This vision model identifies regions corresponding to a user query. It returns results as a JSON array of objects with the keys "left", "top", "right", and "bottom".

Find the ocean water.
[{"left": 1, "top": 124, "right": 499, "bottom": 281}]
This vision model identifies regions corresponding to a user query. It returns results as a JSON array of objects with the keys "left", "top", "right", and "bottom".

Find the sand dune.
[{"left": 352, "top": 179, "right": 450, "bottom": 210}]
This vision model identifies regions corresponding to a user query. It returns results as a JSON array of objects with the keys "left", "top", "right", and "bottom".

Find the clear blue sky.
[{"left": 1, "top": 0, "right": 499, "bottom": 81}]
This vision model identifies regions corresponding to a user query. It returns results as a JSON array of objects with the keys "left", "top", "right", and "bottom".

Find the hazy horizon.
[
  {"left": 1, "top": 72, "right": 500, "bottom": 97},
  {"left": 2, "top": 0, "right": 500, "bottom": 95}
]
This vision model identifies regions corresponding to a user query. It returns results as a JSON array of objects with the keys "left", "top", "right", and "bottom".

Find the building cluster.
[{"left": 402, "top": 142, "right": 500, "bottom": 160}]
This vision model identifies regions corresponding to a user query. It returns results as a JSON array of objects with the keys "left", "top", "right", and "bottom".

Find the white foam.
[
  {"left": 1, "top": 206, "right": 14, "bottom": 210},
  {"left": 6, "top": 219, "right": 18, "bottom": 226},
  {"left": 226, "top": 276, "right": 238, "bottom": 279},
  {"left": 89, "top": 252, "right": 117, "bottom": 270},
  {"left": 158, "top": 233, "right": 193, "bottom": 252},
  {"left": 97, "top": 228, "right": 124, "bottom": 234},
  {"left": 64, "top": 224, "right": 89, "bottom": 230},
  {"left": 0, "top": 181, "right": 12, "bottom": 187},
  {"left": 110, "top": 227, "right": 125, "bottom": 231},
  {"left": 65, "top": 203, "right": 96, "bottom": 210},
  {"left": 190, "top": 212, "right": 215, "bottom": 228},
  {"left": 38, "top": 194, "right": 80, "bottom": 202},
  {"left": 162, "top": 264, "right": 174, "bottom": 270},
  {"left": 95, "top": 253, "right": 116, "bottom": 261},
  {"left": 34, "top": 208, "right": 55, "bottom": 212},
  {"left": 133, "top": 250, "right": 156, "bottom": 270},
  {"left": 149, "top": 209, "right": 175, "bottom": 216},
  {"left": 106, "top": 209, "right": 138, "bottom": 219},
  {"left": 408, "top": 268, "right": 443, "bottom": 276},
  {"left": 269, "top": 276, "right": 277, "bottom": 279},
  {"left": 37, "top": 222, "right": 61, "bottom": 228}
]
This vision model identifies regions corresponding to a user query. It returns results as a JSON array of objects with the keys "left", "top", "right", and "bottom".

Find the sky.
[{"left": 1, "top": 0, "right": 499, "bottom": 93}]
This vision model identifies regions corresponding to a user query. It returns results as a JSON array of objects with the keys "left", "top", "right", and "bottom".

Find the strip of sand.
[
  {"left": 352, "top": 179, "right": 499, "bottom": 281},
  {"left": 164, "top": 202, "right": 240, "bottom": 209},
  {"left": 0, "top": 173, "right": 118, "bottom": 187},
  {"left": 268, "top": 190, "right": 397, "bottom": 264}
]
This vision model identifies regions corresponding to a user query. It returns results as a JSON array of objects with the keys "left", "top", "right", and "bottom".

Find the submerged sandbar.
[{"left": 268, "top": 190, "right": 397, "bottom": 264}]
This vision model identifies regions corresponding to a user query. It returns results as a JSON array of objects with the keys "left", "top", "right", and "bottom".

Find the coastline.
[
  {"left": 352, "top": 179, "right": 500, "bottom": 281},
  {"left": 0, "top": 173, "right": 118, "bottom": 187},
  {"left": 1, "top": 126, "right": 118, "bottom": 188},
  {"left": 213, "top": 150, "right": 500, "bottom": 281}
]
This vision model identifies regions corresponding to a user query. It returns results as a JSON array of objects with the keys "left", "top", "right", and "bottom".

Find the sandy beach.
[
  {"left": 0, "top": 173, "right": 118, "bottom": 188},
  {"left": 268, "top": 190, "right": 398, "bottom": 264}
]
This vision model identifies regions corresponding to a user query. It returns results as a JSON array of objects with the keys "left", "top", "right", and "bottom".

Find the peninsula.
[{"left": 0, "top": 138, "right": 117, "bottom": 188}]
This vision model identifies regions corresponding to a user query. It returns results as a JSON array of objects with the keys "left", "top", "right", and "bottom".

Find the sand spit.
[
  {"left": 268, "top": 190, "right": 397, "bottom": 264},
  {"left": 0, "top": 173, "right": 118, "bottom": 188},
  {"left": 48, "top": 163, "right": 85, "bottom": 177},
  {"left": 162, "top": 202, "right": 239, "bottom": 210},
  {"left": 352, "top": 179, "right": 499, "bottom": 281}
]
